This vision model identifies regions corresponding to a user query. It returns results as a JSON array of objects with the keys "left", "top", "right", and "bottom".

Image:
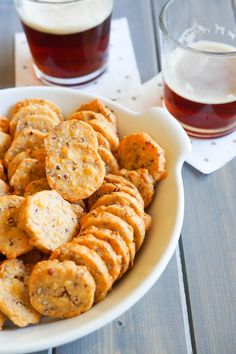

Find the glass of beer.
[
  {"left": 159, "top": 0, "right": 236, "bottom": 138},
  {"left": 15, "top": 0, "right": 113, "bottom": 86}
]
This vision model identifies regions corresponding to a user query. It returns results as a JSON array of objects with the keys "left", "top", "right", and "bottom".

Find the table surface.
[{"left": 0, "top": 1, "right": 235, "bottom": 354}]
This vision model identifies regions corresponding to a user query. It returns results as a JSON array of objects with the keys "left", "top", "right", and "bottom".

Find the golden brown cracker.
[
  {"left": 8, "top": 149, "right": 46, "bottom": 180},
  {"left": 96, "top": 131, "right": 111, "bottom": 150},
  {"left": 87, "top": 119, "right": 119, "bottom": 152},
  {"left": 0, "top": 195, "right": 32, "bottom": 258},
  {"left": 4, "top": 128, "right": 46, "bottom": 166},
  {"left": 79, "top": 226, "right": 130, "bottom": 277},
  {"left": 91, "top": 191, "right": 144, "bottom": 219},
  {"left": 0, "top": 160, "right": 7, "bottom": 182},
  {"left": 96, "top": 205, "right": 145, "bottom": 251},
  {"left": 0, "top": 259, "right": 40, "bottom": 327},
  {"left": 0, "top": 116, "right": 9, "bottom": 134},
  {"left": 0, "top": 179, "right": 10, "bottom": 196},
  {"left": 118, "top": 168, "right": 155, "bottom": 208},
  {"left": 10, "top": 158, "right": 45, "bottom": 196},
  {"left": 77, "top": 99, "right": 117, "bottom": 127},
  {"left": 144, "top": 213, "right": 152, "bottom": 233},
  {"left": 44, "top": 119, "right": 98, "bottom": 153},
  {"left": 24, "top": 177, "right": 50, "bottom": 197},
  {"left": 18, "top": 190, "right": 78, "bottom": 253},
  {"left": 117, "top": 132, "right": 167, "bottom": 182},
  {"left": 98, "top": 147, "right": 119, "bottom": 174},
  {"left": 29, "top": 260, "right": 95, "bottom": 318},
  {"left": 46, "top": 145, "right": 105, "bottom": 202},
  {"left": 50, "top": 242, "right": 112, "bottom": 303},
  {"left": 80, "top": 209, "right": 135, "bottom": 265},
  {"left": 0, "top": 132, "right": 11, "bottom": 160},
  {"left": 75, "top": 234, "right": 122, "bottom": 282},
  {"left": 14, "top": 114, "right": 57, "bottom": 138},
  {"left": 13, "top": 98, "right": 63, "bottom": 121}
]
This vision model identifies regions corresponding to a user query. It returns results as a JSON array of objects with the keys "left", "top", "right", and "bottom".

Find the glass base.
[
  {"left": 33, "top": 63, "right": 108, "bottom": 87},
  {"left": 180, "top": 122, "right": 236, "bottom": 139}
]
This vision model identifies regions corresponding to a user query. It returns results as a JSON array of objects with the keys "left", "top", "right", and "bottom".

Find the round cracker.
[
  {"left": 0, "top": 259, "right": 40, "bottom": 327},
  {"left": 46, "top": 145, "right": 105, "bottom": 202},
  {"left": 0, "top": 116, "right": 9, "bottom": 134},
  {"left": 0, "top": 195, "right": 33, "bottom": 258},
  {"left": 29, "top": 260, "right": 95, "bottom": 318},
  {"left": 117, "top": 168, "right": 155, "bottom": 208},
  {"left": 4, "top": 128, "right": 46, "bottom": 166},
  {"left": 44, "top": 120, "right": 98, "bottom": 153},
  {"left": 80, "top": 210, "right": 135, "bottom": 265},
  {"left": 79, "top": 226, "right": 130, "bottom": 277},
  {"left": 8, "top": 149, "right": 46, "bottom": 180},
  {"left": 96, "top": 132, "right": 111, "bottom": 150},
  {"left": 10, "top": 158, "right": 45, "bottom": 196},
  {"left": 77, "top": 99, "right": 117, "bottom": 128},
  {"left": 94, "top": 205, "right": 145, "bottom": 251},
  {"left": 14, "top": 114, "right": 57, "bottom": 138},
  {"left": 0, "top": 132, "right": 11, "bottom": 160},
  {"left": 69, "top": 111, "right": 109, "bottom": 124},
  {"left": 10, "top": 105, "right": 60, "bottom": 135},
  {"left": 70, "top": 203, "right": 86, "bottom": 224},
  {"left": 98, "top": 147, "right": 119, "bottom": 174},
  {"left": 0, "top": 179, "right": 10, "bottom": 196},
  {"left": 144, "top": 213, "right": 152, "bottom": 232},
  {"left": 0, "top": 160, "right": 6, "bottom": 182},
  {"left": 87, "top": 119, "right": 119, "bottom": 152},
  {"left": 117, "top": 132, "right": 167, "bottom": 182},
  {"left": 104, "top": 174, "right": 139, "bottom": 190},
  {"left": 13, "top": 99, "right": 63, "bottom": 121},
  {"left": 24, "top": 177, "right": 50, "bottom": 197},
  {"left": 88, "top": 182, "right": 144, "bottom": 209},
  {"left": 75, "top": 234, "right": 122, "bottom": 282},
  {"left": 91, "top": 191, "right": 144, "bottom": 219},
  {"left": 18, "top": 190, "right": 78, "bottom": 253},
  {"left": 50, "top": 242, "right": 112, "bottom": 303}
]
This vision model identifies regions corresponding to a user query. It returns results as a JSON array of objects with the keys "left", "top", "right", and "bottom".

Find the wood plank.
[
  {"left": 153, "top": 0, "right": 236, "bottom": 352},
  {"left": 181, "top": 163, "right": 236, "bottom": 354}
]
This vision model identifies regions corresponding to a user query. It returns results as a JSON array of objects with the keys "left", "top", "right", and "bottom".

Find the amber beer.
[
  {"left": 16, "top": 0, "right": 113, "bottom": 85},
  {"left": 22, "top": 15, "right": 111, "bottom": 80},
  {"left": 162, "top": 41, "right": 236, "bottom": 138}
]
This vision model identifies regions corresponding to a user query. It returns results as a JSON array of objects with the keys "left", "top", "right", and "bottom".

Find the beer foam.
[
  {"left": 163, "top": 41, "right": 236, "bottom": 104},
  {"left": 18, "top": 0, "right": 113, "bottom": 35}
]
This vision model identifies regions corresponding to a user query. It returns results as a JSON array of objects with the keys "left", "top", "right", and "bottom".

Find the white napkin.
[
  {"left": 117, "top": 75, "right": 236, "bottom": 174},
  {"left": 15, "top": 18, "right": 143, "bottom": 99},
  {"left": 15, "top": 20, "right": 235, "bottom": 174}
]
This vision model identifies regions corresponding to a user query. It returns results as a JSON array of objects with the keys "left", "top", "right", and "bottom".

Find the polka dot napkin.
[
  {"left": 14, "top": 18, "right": 235, "bottom": 174},
  {"left": 14, "top": 18, "right": 143, "bottom": 99}
]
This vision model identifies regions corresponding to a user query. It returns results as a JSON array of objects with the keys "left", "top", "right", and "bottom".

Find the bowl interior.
[{"left": 0, "top": 86, "right": 191, "bottom": 354}]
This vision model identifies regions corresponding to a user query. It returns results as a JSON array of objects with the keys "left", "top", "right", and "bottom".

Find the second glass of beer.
[
  {"left": 159, "top": 0, "right": 236, "bottom": 138},
  {"left": 15, "top": 0, "right": 113, "bottom": 86}
]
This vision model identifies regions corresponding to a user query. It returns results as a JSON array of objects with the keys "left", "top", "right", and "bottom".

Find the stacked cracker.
[{"left": 0, "top": 98, "right": 166, "bottom": 328}]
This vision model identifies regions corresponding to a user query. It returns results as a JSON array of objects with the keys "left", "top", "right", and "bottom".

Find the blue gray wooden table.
[{"left": 0, "top": 1, "right": 235, "bottom": 353}]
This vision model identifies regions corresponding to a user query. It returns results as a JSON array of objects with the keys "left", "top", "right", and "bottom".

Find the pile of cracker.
[{"left": 0, "top": 98, "right": 166, "bottom": 328}]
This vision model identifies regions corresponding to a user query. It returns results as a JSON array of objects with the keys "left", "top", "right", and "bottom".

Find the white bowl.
[{"left": 0, "top": 86, "right": 191, "bottom": 354}]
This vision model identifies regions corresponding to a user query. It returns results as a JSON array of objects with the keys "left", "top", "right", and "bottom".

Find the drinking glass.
[
  {"left": 15, "top": 0, "right": 113, "bottom": 86},
  {"left": 159, "top": 0, "right": 236, "bottom": 138}
]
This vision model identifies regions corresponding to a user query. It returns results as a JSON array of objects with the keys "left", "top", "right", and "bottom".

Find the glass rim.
[{"left": 159, "top": 0, "right": 236, "bottom": 57}]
